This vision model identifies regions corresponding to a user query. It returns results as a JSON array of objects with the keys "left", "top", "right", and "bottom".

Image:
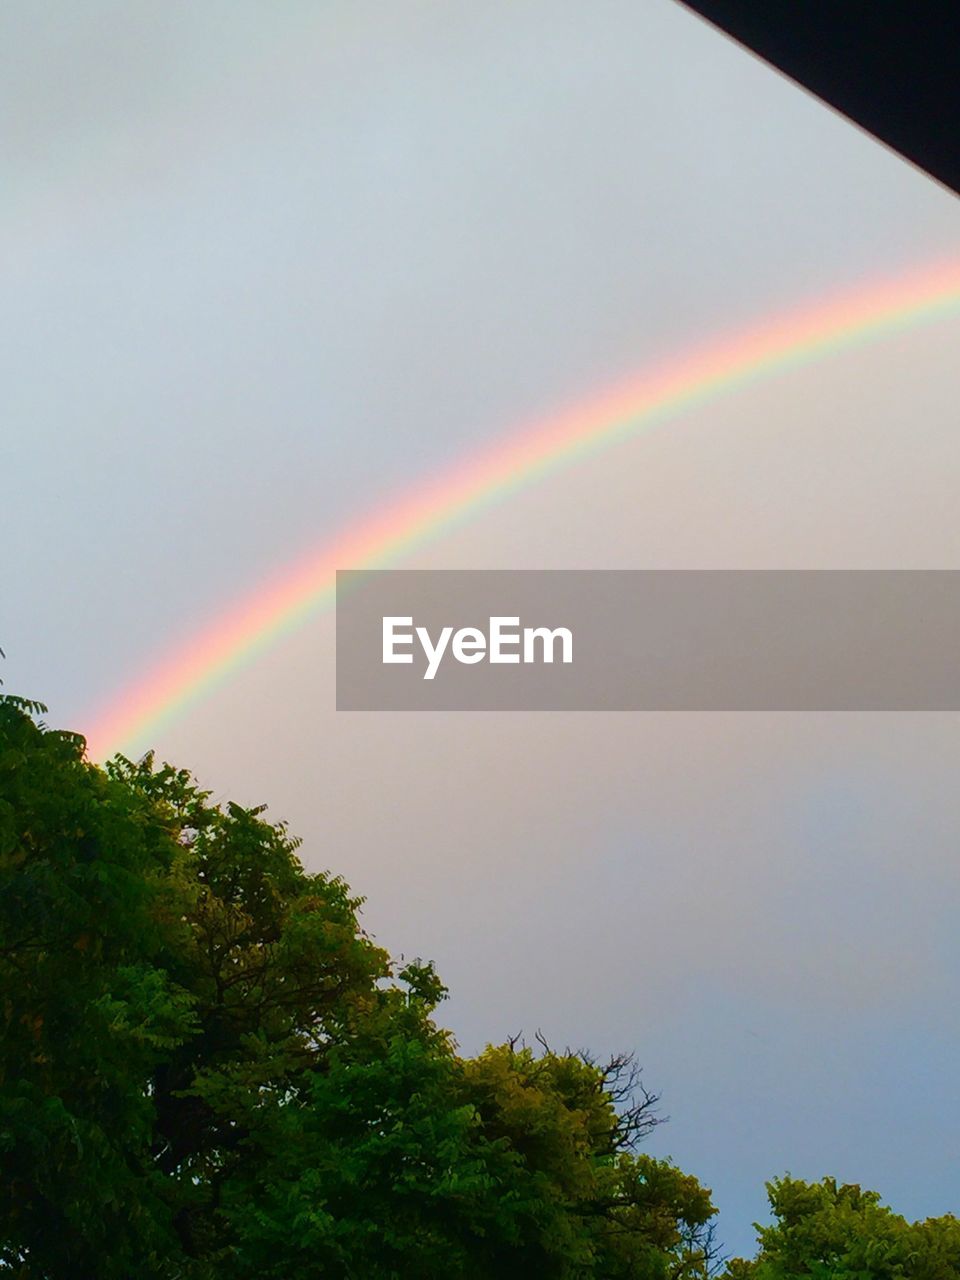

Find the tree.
[
  {"left": 0, "top": 695, "right": 198, "bottom": 1274},
  {"left": 724, "top": 1176, "right": 960, "bottom": 1280},
  {"left": 0, "top": 694, "right": 716, "bottom": 1277}
]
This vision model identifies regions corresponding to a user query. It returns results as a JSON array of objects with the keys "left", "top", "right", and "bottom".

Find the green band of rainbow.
[{"left": 85, "top": 259, "right": 960, "bottom": 758}]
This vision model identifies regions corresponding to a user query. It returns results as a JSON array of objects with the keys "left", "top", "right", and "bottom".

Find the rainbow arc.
[{"left": 85, "top": 259, "right": 960, "bottom": 758}]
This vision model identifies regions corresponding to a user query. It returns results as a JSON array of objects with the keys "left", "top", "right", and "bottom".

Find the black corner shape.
[{"left": 677, "top": 0, "right": 960, "bottom": 198}]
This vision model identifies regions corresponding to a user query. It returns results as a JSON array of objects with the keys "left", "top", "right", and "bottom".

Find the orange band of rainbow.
[{"left": 85, "top": 259, "right": 960, "bottom": 758}]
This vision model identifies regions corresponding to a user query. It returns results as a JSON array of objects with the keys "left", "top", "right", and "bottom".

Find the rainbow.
[{"left": 86, "top": 258, "right": 960, "bottom": 758}]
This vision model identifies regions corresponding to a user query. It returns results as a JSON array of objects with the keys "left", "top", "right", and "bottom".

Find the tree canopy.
[
  {"left": 0, "top": 695, "right": 716, "bottom": 1277},
  {"left": 723, "top": 1176, "right": 960, "bottom": 1280},
  {"left": 3, "top": 694, "right": 955, "bottom": 1277}
]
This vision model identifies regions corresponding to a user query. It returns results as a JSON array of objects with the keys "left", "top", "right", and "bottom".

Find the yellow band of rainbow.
[{"left": 85, "top": 258, "right": 960, "bottom": 758}]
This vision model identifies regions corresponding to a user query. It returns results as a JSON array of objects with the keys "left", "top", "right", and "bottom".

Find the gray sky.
[{"left": 3, "top": 1, "right": 960, "bottom": 1257}]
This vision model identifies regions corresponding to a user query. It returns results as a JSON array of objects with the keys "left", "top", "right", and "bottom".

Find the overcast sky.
[{"left": 3, "top": 1, "right": 960, "bottom": 1257}]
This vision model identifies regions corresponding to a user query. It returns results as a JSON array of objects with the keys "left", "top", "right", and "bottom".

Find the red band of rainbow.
[{"left": 85, "top": 258, "right": 960, "bottom": 758}]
